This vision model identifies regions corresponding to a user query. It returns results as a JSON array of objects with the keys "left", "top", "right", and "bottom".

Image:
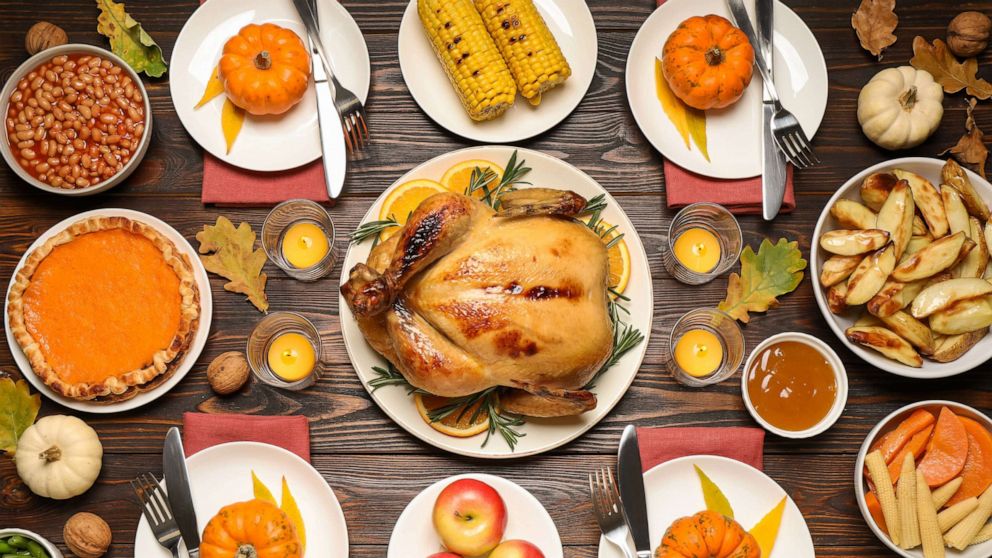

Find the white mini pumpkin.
[
  {"left": 14, "top": 415, "right": 103, "bottom": 500},
  {"left": 857, "top": 66, "right": 944, "bottom": 151}
]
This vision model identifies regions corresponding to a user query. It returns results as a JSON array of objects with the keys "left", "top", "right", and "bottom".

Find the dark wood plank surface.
[{"left": 1, "top": 0, "right": 991, "bottom": 556}]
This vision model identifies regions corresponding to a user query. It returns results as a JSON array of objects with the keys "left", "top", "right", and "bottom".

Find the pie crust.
[{"left": 6, "top": 216, "right": 200, "bottom": 401}]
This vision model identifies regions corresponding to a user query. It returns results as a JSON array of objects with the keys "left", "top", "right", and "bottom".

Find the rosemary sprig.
[
  {"left": 465, "top": 150, "right": 532, "bottom": 209},
  {"left": 368, "top": 364, "right": 422, "bottom": 394},
  {"left": 584, "top": 320, "right": 645, "bottom": 390},
  {"left": 425, "top": 387, "right": 526, "bottom": 451},
  {"left": 350, "top": 216, "right": 400, "bottom": 246},
  {"left": 583, "top": 194, "right": 608, "bottom": 215}
]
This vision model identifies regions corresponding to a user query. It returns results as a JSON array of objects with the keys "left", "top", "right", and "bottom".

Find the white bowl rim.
[
  {"left": 0, "top": 43, "right": 152, "bottom": 196},
  {"left": 810, "top": 156, "right": 992, "bottom": 379},
  {"left": 741, "top": 331, "right": 849, "bottom": 439},
  {"left": 0, "top": 527, "right": 64, "bottom": 557}
]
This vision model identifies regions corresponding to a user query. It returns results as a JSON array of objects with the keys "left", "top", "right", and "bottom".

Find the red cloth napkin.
[
  {"left": 182, "top": 412, "right": 311, "bottom": 462},
  {"left": 656, "top": 0, "right": 795, "bottom": 216},
  {"left": 636, "top": 426, "right": 765, "bottom": 472}
]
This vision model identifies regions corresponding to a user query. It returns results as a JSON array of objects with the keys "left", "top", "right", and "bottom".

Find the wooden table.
[{"left": 1, "top": 0, "right": 990, "bottom": 556}]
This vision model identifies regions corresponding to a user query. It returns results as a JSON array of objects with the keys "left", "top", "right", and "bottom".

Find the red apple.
[
  {"left": 427, "top": 554, "right": 462, "bottom": 558},
  {"left": 489, "top": 540, "right": 546, "bottom": 558},
  {"left": 432, "top": 478, "right": 507, "bottom": 556}
]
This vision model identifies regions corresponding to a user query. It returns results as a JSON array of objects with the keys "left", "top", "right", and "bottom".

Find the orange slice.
[
  {"left": 414, "top": 393, "right": 490, "bottom": 438},
  {"left": 440, "top": 159, "right": 505, "bottom": 199},
  {"left": 582, "top": 217, "right": 632, "bottom": 296},
  {"left": 378, "top": 179, "right": 447, "bottom": 241}
]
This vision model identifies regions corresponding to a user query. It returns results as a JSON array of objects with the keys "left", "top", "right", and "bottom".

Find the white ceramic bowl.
[
  {"left": 741, "top": 332, "right": 848, "bottom": 438},
  {"left": 811, "top": 157, "right": 992, "bottom": 378},
  {"left": 854, "top": 401, "right": 992, "bottom": 558},
  {"left": 0, "top": 44, "right": 152, "bottom": 196},
  {"left": 0, "top": 528, "right": 64, "bottom": 558}
]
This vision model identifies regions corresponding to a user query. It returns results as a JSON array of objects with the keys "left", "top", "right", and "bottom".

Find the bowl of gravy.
[{"left": 742, "top": 332, "right": 848, "bottom": 439}]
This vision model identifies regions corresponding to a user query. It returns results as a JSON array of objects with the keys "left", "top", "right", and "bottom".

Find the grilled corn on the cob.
[
  {"left": 418, "top": 0, "right": 516, "bottom": 121},
  {"left": 474, "top": 0, "right": 571, "bottom": 105}
]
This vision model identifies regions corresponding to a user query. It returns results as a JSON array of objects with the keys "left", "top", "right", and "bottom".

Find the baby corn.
[
  {"left": 916, "top": 470, "right": 945, "bottom": 558},
  {"left": 932, "top": 477, "right": 963, "bottom": 509},
  {"left": 474, "top": 0, "right": 571, "bottom": 105},
  {"left": 866, "top": 450, "right": 902, "bottom": 546},
  {"left": 897, "top": 453, "right": 921, "bottom": 549},
  {"left": 418, "top": 0, "right": 516, "bottom": 121}
]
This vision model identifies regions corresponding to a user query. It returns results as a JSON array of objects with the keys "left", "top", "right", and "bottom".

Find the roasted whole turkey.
[{"left": 341, "top": 188, "right": 615, "bottom": 417}]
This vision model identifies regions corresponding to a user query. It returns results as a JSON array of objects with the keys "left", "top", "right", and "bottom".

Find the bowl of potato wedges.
[{"left": 811, "top": 157, "right": 992, "bottom": 378}]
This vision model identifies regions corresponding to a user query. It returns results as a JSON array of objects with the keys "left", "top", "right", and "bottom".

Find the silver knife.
[
  {"left": 163, "top": 427, "right": 200, "bottom": 558},
  {"left": 755, "top": 0, "right": 787, "bottom": 220},
  {"left": 293, "top": 0, "right": 347, "bottom": 199},
  {"left": 618, "top": 425, "right": 651, "bottom": 558}
]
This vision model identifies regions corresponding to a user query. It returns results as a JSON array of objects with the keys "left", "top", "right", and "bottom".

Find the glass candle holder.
[
  {"left": 262, "top": 199, "right": 337, "bottom": 282},
  {"left": 247, "top": 311, "right": 323, "bottom": 390},
  {"left": 667, "top": 308, "right": 745, "bottom": 387},
  {"left": 662, "top": 203, "right": 742, "bottom": 285}
]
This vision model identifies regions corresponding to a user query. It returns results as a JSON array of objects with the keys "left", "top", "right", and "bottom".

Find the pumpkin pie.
[{"left": 7, "top": 216, "right": 200, "bottom": 401}]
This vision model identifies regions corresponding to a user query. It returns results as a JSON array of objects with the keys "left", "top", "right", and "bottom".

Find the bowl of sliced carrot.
[{"left": 855, "top": 401, "right": 992, "bottom": 558}]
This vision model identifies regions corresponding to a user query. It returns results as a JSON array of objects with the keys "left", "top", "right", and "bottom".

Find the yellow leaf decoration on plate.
[
  {"left": 196, "top": 65, "right": 225, "bottom": 109},
  {"left": 0, "top": 378, "right": 41, "bottom": 455},
  {"left": 196, "top": 216, "right": 269, "bottom": 312},
  {"left": 718, "top": 238, "right": 807, "bottom": 323},
  {"left": 221, "top": 99, "right": 245, "bottom": 155},
  {"left": 95, "top": 0, "right": 168, "bottom": 77},
  {"left": 655, "top": 57, "right": 708, "bottom": 160},
  {"left": 694, "top": 465, "right": 734, "bottom": 519},
  {"left": 251, "top": 470, "right": 277, "bottom": 505},
  {"left": 686, "top": 109, "right": 709, "bottom": 162},
  {"left": 281, "top": 476, "right": 307, "bottom": 552},
  {"left": 750, "top": 496, "right": 787, "bottom": 558}
]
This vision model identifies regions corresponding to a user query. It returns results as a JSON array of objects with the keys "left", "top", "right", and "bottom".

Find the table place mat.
[
  {"left": 182, "top": 412, "right": 311, "bottom": 462},
  {"left": 636, "top": 426, "right": 765, "bottom": 472}
]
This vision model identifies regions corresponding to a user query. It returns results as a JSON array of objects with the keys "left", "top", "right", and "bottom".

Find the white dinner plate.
[
  {"left": 626, "top": 0, "right": 828, "bottom": 179},
  {"left": 598, "top": 455, "right": 815, "bottom": 557},
  {"left": 3, "top": 209, "right": 212, "bottom": 414},
  {"left": 135, "top": 442, "right": 349, "bottom": 557},
  {"left": 388, "top": 473, "right": 563, "bottom": 557},
  {"left": 170, "top": 0, "right": 370, "bottom": 171},
  {"left": 339, "top": 146, "right": 653, "bottom": 458},
  {"left": 398, "top": 0, "right": 597, "bottom": 143}
]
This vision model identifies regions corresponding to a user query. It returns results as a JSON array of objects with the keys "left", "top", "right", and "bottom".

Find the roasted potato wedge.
[
  {"left": 904, "top": 236, "right": 932, "bottom": 259},
  {"left": 942, "top": 159, "right": 991, "bottom": 221},
  {"left": 860, "top": 172, "right": 899, "bottom": 211},
  {"left": 820, "top": 229, "right": 890, "bottom": 256},
  {"left": 931, "top": 328, "right": 988, "bottom": 362},
  {"left": 943, "top": 186, "right": 971, "bottom": 237},
  {"left": 830, "top": 199, "right": 877, "bottom": 229},
  {"left": 875, "top": 180, "right": 915, "bottom": 258},
  {"left": 893, "top": 169, "right": 949, "bottom": 238},
  {"left": 880, "top": 310, "right": 935, "bottom": 354},
  {"left": 845, "top": 326, "right": 923, "bottom": 367},
  {"left": 868, "top": 278, "right": 927, "bottom": 318},
  {"left": 891, "top": 231, "right": 967, "bottom": 282},
  {"left": 955, "top": 217, "right": 990, "bottom": 278},
  {"left": 846, "top": 244, "right": 896, "bottom": 305},
  {"left": 930, "top": 295, "right": 992, "bottom": 335},
  {"left": 911, "top": 277, "right": 992, "bottom": 318},
  {"left": 820, "top": 254, "right": 863, "bottom": 287},
  {"left": 855, "top": 313, "right": 884, "bottom": 327},
  {"left": 828, "top": 282, "right": 848, "bottom": 314},
  {"left": 912, "top": 215, "right": 928, "bottom": 236}
]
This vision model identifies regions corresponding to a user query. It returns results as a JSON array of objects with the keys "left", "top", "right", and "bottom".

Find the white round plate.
[
  {"left": 339, "top": 146, "right": 652, "bottom": 458},
  {"left": 3, "top": 208, "right": 213, "bottom": 414},
  {"left": 170, "top": 0, "right": 370, "bottom": 171},
  {"left": 626, "top": 0, "right": 828, "bottom": 179},
  {"left": 388, "top": 473, "right": 562, "bottom": 558},
  {"left": 598, "top": 455, "right": 815, "bottom": 558},
  {"left": 398, "top": 0, "right": 597, "bottom": 143},
  {"left": 811, "top": 157, "right": 992, "bottom": 379},
  {"left": 135, "top": 442, "right": 348, "bottom": 557}
]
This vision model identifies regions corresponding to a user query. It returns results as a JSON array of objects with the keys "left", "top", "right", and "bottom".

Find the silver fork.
[
  {"left": 131, "top": 473, "right": 183, "bottom": 558},
  {"left": 726, "top": 0, "right": 818, "bottom": 169},
  {"left": 590, "top": 466, "right": 636, "bottom": 558}
]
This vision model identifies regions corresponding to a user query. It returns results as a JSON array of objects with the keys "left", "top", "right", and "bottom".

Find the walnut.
[
  {"left": 207, "top": 351, "right": 250, "bottom": 395},
  {"left": 63, "top": 512, "right": 111, "bottom": 558},
  {"left": 948, "top": 11, "right": 992, "bottom": 58},
  {"left": 25, "top": 22, "right": 68, "bottom": 55}
]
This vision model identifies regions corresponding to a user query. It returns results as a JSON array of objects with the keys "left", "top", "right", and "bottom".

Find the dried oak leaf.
[
  {"left": 910, "top": 36, "right": 992, "bottom": 99},
  {"left": 196, "top": 216, "right": 269, "bottom": 312},
  {"left": 941, "top": 98, "right": 988, "bottom": 178},
  {"left": 718, "top": 238, "right": 807, "bottom": 323},
  {"left": 0, "top": 377, "right": 41, "bottom": 455},
  {"left": 852, "top": 0, "right": 898, "bottom": 60}
]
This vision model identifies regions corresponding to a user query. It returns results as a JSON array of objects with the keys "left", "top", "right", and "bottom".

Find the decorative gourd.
[
  {"left": 857, "top": 66, "right": 944, "bottom": 151},
  {"left": 219, "top": 23, "right": 311, "bottom": 116},
  {"left": 662, "top": 15, "right": 755, "bottom": 110},
  {"left": 655, "top": 511, "right": 760, "bottom": 558},
  {"left": 201, "top": 499, "right": 302, "bottom": 558},
  {"left": 14, "top": 415, "right": 103, "bottom": 500}
]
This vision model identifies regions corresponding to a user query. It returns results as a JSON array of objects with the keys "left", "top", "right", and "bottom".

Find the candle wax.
[
  {"left": 674, "top": 329, "right": 724, "bottom": 378},
  {"left": 673, "top": 227, "right": 721, "bottom": 273},
  {"left": 267, "top": 332, "right": 316, "bottom": 382},
  {"left": 282, "top": 222, "right": 329, "bottom": 269}
]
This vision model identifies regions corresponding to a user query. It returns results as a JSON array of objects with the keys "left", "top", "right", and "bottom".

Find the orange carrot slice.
[
  {"left": 944, "top": 417, "right": 992, "bottom": 507},
  {"left": 866, "top": 490, "right": 888, "bottom": 534},
  {"left": 918, "top": 407, "right": 969, "bottom": 488},
  {"left": 888, "top": 425, "right": 934, "bottom": 484},
  {"left": 872, "top": 409, "right": 936, "bottom": 464}
]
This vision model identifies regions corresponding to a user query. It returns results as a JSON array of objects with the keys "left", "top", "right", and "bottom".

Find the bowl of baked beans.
[{"left": 1, "top": 44, "right": 152, "bottom": 195}]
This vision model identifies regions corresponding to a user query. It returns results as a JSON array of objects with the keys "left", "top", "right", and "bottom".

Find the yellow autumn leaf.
[
  {"left": 196, "top": 216, "right": 269, "bottom": 312},
  {"left": 196, "top": 65, "right": 224, "bottom": 109},
  {"left": 221, "top": 98, "right": 245, "bottom": 154},
  {"left": 655, "top": 57, "right": 690, "bottom": 149},
  {"left": 695, "top": 465, "right": 734, "bottom": 519},
  {"left": 749, "top": 497, "right": 787, "bottom": 558},
  {"left": 0, "top": 377, "right": 41, "bottom": 455},
  {"left": 280, "top": 476, "right": 307, "bottom": 552},
  {"left": 686, "top": 108, "right": 709, "bottom": 162},
  {"left": 251, "top": 470, "right": 277, "bottom": 505}
]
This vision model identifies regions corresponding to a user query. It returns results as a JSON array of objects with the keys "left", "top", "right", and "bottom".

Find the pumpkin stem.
[
  {"left": 234, "top": 544, "right": 258, "bottom": 558},
  {"left": 704, "top": 47, "right": 724, "bottom": 66},
  {"left": 39, "top": 445, "right": 61, "bottom": 463},
  {"left": 899, "top": 86, "right": 918, "bottom": 111},
  {"left": 254, "top": 51, "right": 272, "bottom": 71}
]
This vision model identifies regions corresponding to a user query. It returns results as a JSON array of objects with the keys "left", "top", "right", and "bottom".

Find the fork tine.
[
  {"left": 144, "top": 473, "right": 174, "bottom": 521},
  {"left": 775, "top": 134, "right": 801, "bottom": 168},
  {"left": 350, "top": 114, "right": 365, "bottom": 149},
  {"left": 356, "top": 111, "right": 370, "bottom": 141},
  {"left": 789, "top": 133, "right": 813, "bottom": 168},
  {"left": 788, "top": 135, "right": 811, "bottom": 168},
  {"left": 341, "top": 118, "right": 355, "bottom": 154},
  {"left": 140, "top": 475, "right": 166, "bottom": 524},
  {"left": 132, "top": 476, "right": 162, "bottom": 525}
]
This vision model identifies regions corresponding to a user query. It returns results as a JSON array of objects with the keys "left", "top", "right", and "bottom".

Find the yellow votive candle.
[
  {"left": 674, "top": 329, "right": 724, "bottom": 378},
  {"left": 673, "top": 227, "right": 721, "bottom": 273},
  {"left": 267, "top": 332, "right": 316, "bottom": 382},
  {"left": 281, "top": 222, "right": 330, "bottom": 269}
]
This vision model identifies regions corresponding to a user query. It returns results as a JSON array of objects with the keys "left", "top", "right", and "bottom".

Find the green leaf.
[
  {"left": 96, "top": 0, "right": 168, "bottom": 78},
  {"left": 0, "top": 378, "right": 41, "bottom": 455},
  {"left": 718, "top": 238, "right": 807, "bottom": 323},
  {"left": 695, "top": 465, "right": 734, "bottom": 519}
]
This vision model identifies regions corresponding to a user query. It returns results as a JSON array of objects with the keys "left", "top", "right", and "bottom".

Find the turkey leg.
[
  {"left": 500, "top": 383, "right": 597, "bottom": 417},
  {"left": 496, "top": 188, "right": 587, "bottom": 218}
]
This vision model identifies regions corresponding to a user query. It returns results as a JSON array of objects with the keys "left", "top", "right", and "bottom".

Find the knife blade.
[
  {"left": 756, "top": 0, "right": 787, "bottom": 220},
  {"left": 293, "top": 0, "right": 347, "bottom": 199},
  {"left": 163, "top": 427, "right": 200, "bottom": 558},
  {"left": 618, "top": 425, "right": 651, "bottom": 557}
]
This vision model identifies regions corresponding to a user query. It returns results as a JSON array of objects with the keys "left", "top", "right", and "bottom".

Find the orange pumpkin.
[
  {"left": 219, "top": 23, "right": 311, "bottom": 116},
  {"left": 201, "top": 499, "right": 302, "bottom": 558},
  {"left": 661, "top": 15, "right": 755, "bottom": 110},
  {"left": 655, "top": 511, "right": 760, "bottom": 558}
]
